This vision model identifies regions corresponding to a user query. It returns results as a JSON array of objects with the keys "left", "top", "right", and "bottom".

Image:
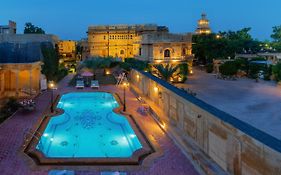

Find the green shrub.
[
  {"left": 56, "top": 68, "right": 68, "bottom": 81},
  {"left": 272, "top": 63, "right": 281, "bottom": 82},
  {"left": 248, "top": 63, "right": 265, "bottom": 79},
  {"left": 263, "top": 65, "right": 272, "bottom": 81},
  {"left": 206, "top": 63, "right": 213, "bottom": 73},
  {"left": 0, "top": 98, "right": 20, "bottom": 123},
  {"left": 124, "top": 58, "right": 150, "bottom": 71},
  {"left": 234, "top": 58, "right": 249, "bottom": 72},
  {"left": 178, "top": 63, "right": 188, "bottom": 76},
  {"left": 119, "top": 62, "right": 131, "bottom": 71},
  {"left": 219, "top": 61, "right": 238, "bottom": 76}
]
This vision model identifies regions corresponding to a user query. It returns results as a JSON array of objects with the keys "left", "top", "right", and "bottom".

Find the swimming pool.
[{"left": 36, "top": 92, "right": 143, "bottom": 158}]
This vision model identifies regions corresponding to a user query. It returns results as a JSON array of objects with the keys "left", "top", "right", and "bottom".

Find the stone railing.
[{"left": 129, "top": 69, "right": 281, "bottom": 175}]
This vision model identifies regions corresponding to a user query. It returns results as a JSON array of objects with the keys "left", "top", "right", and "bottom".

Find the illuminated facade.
[
  {"left": 0, "top": 37, "right": 57, "bottom": 99},
  {"left": 137, "top": 33, "right": 193, "bottom": 64},
  {"left": 88, "top": 24, "right": 168, "bottom": 60},
  {"left": 0, "top": 62, "right": 42, "bottom": 99},
  {"left": 196, "top": 13, "right": 211, "bottom": 34},
  {"left": 58, "top": 40, "right": 76, "bottom": 58}
]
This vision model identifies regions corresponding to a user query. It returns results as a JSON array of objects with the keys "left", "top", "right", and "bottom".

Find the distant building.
[
  {"left": 77, "top": 38, "right": 90, "bottom": 60},
  {"left": 0, "top": 21, "right": 16, "bottom": 34},
  {"left": 58, "top": 40, "right": 76, "bottom": 59},
  {"left": 87, "top": 24, "right": 168, "bottom": 60},
  {"left": 137, "top": 33, "right": 193, "bottom": 64},
  {"left": 235, "top": 52, "right": 281, "bottom": 65},
  {"left": 195, "top": 13, "right": 211, "bottom": 34}
]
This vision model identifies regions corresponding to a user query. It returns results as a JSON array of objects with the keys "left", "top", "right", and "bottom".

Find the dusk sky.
[{"left": 1, "top": 0, "right": 281, "bottom": 40}]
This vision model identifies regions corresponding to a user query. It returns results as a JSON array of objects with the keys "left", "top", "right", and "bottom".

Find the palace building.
[
  {"left": 87, "top": 24, "right": 168, "bottom": 60},
  {"left": 58, "top": 40, "right": 76, "bottom": 58},
  {"left": 87, "top": 24, "right": 193, "bottom": 66},
  {"left": 195, "top": 13, "right": 211, "bottom": 34},
  {"left": 137, "top": 32, "right": 193, "bottom": 64}
]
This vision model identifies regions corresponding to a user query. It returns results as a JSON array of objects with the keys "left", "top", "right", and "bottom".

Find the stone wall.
[{"left": 129, "top": 69, "right": 281, "bottom": 175}]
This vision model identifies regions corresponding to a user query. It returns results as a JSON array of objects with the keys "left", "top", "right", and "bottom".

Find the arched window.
[
  {"left": 120, "top": 50, "right": 125, "bottom": 55},
  {"left": 164, "top": 49, "right": 170, "bottom": 57}
]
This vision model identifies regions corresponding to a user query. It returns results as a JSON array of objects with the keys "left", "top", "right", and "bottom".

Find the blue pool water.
[{"left": 37, "top": 92, "right": 142, "bottom": 158}]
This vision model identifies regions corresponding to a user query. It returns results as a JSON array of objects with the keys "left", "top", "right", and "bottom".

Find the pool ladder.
[{"left": 23, "top": 129, "right": 43, "bottom": 150}]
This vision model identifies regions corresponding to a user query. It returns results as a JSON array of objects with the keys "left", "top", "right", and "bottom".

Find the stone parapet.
[{"left": 129, "top": 69, "right": 281, "bottom": 175}]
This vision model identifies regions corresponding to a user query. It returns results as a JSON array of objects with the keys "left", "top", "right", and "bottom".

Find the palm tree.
[{"left": 154, "top": 64, "right": 179, "bottom": 82}]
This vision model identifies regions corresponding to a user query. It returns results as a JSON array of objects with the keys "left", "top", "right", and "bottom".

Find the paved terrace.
[
  {"left": 176, "top": 68, "right": 281, "bottom": 140},
  {"left": 0, "top": 74, "right": 199, "bottom": 175}
]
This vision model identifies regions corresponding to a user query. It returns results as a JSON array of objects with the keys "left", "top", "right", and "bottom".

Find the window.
[
  {"left": 183, "top": 48, "right": 186, "bottom": 55},
  {"left": 120, "top": 50, "right": 125, "bottom": 54},
  {"left": 164, "top": 49, "right": 170, "bottom": 57},
  {"left": 139, "top": 48, "right": 142, "bottom": 56},
  {"left": 104, "top": 36, "right": 106, "bottom": 40}
]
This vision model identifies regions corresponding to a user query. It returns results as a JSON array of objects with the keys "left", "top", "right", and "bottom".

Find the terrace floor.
[
  {"left": 176, "top": 68, "right": 281, "bottom": 140},
  {"left": 0, "top": 74, "right": 200, "bottom": 175}
]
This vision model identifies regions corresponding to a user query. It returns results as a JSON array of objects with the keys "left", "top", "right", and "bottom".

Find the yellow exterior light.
[
  {"left": 106, "top": 70, "right": 110, "bottom": 75},
  {"left": 190, "top": 70, "right": 193, "bottom": 74},
  {"left": 123, "top": 82, "right": 129, "bottom": 86},
  {"left": 154, "top": 86, "right": 158, "bottom": 92},
  {"left": 170, "top": 77, "right": 174, "bottom": 82},
  {"left": 136, "top": 74, "right": 140, "bottom": 79},
  {"left": 49, "top": 81, "right": 55, "bottom": 89},
  {"left": 155, "top": 60, "right": 163, "bottom": 63},
  {"left": 160, "top": 122, "right": 166, "bottom": 129}
]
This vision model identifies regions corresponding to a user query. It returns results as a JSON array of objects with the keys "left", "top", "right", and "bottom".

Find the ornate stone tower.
[{"left": 195, "top": 13, "right": 211, "bottom": 34}]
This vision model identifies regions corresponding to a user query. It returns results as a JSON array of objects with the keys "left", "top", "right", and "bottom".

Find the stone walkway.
[{"left": 0, "top": 74, "right": 200, "bottom": 175}]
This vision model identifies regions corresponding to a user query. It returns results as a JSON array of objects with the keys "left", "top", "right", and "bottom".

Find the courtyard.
[
  {"left": 0, "top": 75, "right": 199, "bottom": 175},
  {"left": 176, "top": 68, "right": 281, "bottom": 140}
]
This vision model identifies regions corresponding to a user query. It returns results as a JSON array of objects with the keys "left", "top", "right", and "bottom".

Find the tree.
[
  {"left": 271, "top": 26, "right": 281, "bottom": 42},
  {"left": 41, "top": 44, "right": 59, "bottom": 81},
  {"left": 219, "top": 61, "right": 238, "bottom": 76},
  {"left": 77, "top": 46, "right": 83, "bottom": 60},
  {"left": 192, "top": 28, "right": 261, "bottom": 64},
  {"left": 271, "top": 25, "right": 281, "bottom": 51},
  {"left": 154, "top": 64, "right": 179, "bottom": 82},
  {"left": 24, "top": 22, "right": 45, "bottom": 34}
]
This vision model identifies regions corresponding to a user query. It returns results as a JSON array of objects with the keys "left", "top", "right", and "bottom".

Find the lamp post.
[
  {"left": 123, "top": 82, "right": 129, "bottom": 112},
  {"left": 48, "top": 81, "right": 55, "bottom": 113}
]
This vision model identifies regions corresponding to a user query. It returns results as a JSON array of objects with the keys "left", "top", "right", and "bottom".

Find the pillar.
[
  {"left": 0, "top": 71, "right": 4, "bottom": 95},
  {"left": 29, "top": 68, "right": 33, "bottom": 95},
  {"left": 15, "top": 69, "right": 19, "bottom": 97}
]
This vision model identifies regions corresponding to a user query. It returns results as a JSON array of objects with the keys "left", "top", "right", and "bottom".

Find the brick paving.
[{"left": 0, "top": 74, "right": 200, "bottom": 175}]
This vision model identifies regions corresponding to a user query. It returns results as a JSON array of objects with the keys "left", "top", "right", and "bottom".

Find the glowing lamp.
[{"left": 154, "top": 86, "right": 158, "bottom": 92}]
